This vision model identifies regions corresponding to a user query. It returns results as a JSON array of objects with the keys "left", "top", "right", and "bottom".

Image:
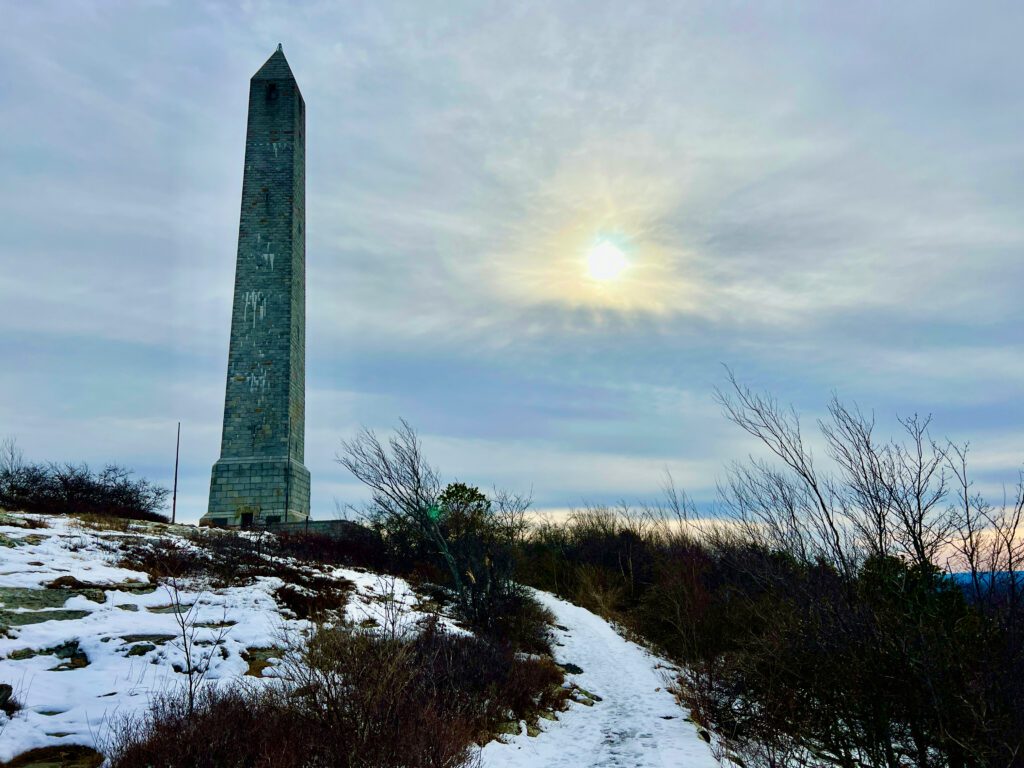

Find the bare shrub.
[
  {"left": 515, "top": 377, "right": 1024, "bottom": 768},
  {"left": 338, "top": 422, "right": 542, "bottom": 641},
  {"left": 119, "top": 530, "right": 313, "bottom": 590},
  {"left": 273, "top": 527, "right": 389, "bottom": 571},
  {"left": 107, "top": 619, "right": 566, "bottom": 768},
  {"left": 163, "top": 580, "right": 231, "bottom": 716},
  {"left": 105, "top": 685, "right": 311, "bottom": 768},
  {"left": 0, "top": 682, "right": 21, "bottom": 718},
  {"left": 0, "top": 457, "right": 168, "bottom": 522},
  {"left": 118, "top": 537, "right": 210, "bottom": 581}
]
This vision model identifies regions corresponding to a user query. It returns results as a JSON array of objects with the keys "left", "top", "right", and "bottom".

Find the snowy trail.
[{"left": 481, "top": 591, "right": 718, "bottom": 768}]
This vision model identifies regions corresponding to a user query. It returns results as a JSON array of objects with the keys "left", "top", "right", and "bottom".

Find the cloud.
[{"left": 3, "top": 1, "right": 1024, "bottom": 522}]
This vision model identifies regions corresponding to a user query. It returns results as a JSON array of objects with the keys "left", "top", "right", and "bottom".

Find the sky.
[{"left": 2, "top": 1, "right": 1023, "bottom": 523}]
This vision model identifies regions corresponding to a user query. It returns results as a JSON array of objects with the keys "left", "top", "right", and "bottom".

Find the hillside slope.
[{"left": 0, "top": 514, "right": 716, "bottom": 767}]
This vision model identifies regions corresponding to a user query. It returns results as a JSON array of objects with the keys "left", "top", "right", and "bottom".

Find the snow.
[
  {"left": 0, "top": 514, "right": 717, "bottom": 767},
  {"left": 480, "top": 591, "right": 718, "bottom": 768},
  {"left": 331, "top": 566, "right": 471, "bottom": 637},
  {"left": 0, "top": 516, "right": 308, "bottom": 762}
]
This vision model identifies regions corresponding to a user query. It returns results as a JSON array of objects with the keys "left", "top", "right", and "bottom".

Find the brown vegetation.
[
  {"left": 105, "top": 619, "right": 567, "bottom": 768},
  {"left": 516, "top": 377, "right": 1024, "bottom": 768},
  {"left": 0, "top": 438, "right": 169, "bottom": 523}
]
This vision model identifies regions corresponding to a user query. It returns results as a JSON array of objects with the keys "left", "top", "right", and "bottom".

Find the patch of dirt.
[
  {"left": 242, "top": 646, "right": 283, "bottom": 677},
  {"left": 43, "top": 576, "right": 154, "bottom": 596}
]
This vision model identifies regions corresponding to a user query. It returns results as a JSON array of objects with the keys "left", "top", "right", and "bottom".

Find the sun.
[{"left": 586, "top": 240, "right": 630, "bottom": 281}]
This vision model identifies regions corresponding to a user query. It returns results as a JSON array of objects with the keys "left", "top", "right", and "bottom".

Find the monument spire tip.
[{"left": 277, "top": 43, "right": 283, "bottom": 52}]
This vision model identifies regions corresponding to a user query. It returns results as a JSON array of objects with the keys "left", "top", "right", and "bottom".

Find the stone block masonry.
[{"left": 202, "top": 46, "right": 310, "bottom": 527}]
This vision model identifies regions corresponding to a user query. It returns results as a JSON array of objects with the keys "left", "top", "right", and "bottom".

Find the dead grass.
[
  {"left": 0, "top": 512, "right": 49, "bottom": 530},
  {"left": 68, "top": 513, "right": 131, "bottom": 532},
  {"left": 0, "top": 745, "right": 104, "bottom": 768}
]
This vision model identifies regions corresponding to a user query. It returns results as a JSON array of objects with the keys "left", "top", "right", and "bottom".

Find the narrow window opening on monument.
[{"left": 266, "top": 83, "right": 277, "bottom": 101}]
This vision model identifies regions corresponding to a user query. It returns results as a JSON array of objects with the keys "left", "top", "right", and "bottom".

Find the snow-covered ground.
[
  {"left": 0, "top": 514, "right": 433, "bottom": 762},
  {"left": 0, "top": 513, "right": 717, "bottom": 767},
  {"left": 481, "top": 591, "right": 718, "bottom": 768}
]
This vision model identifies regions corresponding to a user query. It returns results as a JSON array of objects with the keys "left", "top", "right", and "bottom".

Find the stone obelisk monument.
[{"left": 202, "top": 45, "right": 310, "bottom": 527}]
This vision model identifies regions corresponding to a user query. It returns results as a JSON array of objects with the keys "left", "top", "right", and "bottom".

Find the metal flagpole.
[{"left": 172, "top": 421, "right": 180, "bottom": 525}]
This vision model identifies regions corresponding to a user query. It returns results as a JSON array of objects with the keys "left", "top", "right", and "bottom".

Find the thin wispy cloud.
[{"left": 2, "top": 1, "right": 1022, "bottom": 521}]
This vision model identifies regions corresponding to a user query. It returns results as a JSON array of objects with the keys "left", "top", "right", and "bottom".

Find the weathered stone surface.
[
  {"left": 1, "top": 586, "right": 104, "bottom": 608},
  {"left": 203, "top": 46, "right": 310, "bottom": 527},
  {"left": 0, "top": 587, "right": 75, "bottom": 609},
  {"left": 0, "top": 610, "right": 91, "bottom": 628},
  {"left": 119, "top": 633, "right": 175, "bottom": 645},
  {"left": 48, "top": 641, "right": 88, "bottom": 671},
  {"left": 146, "top": 603, "right": 193, "bottom": 614},
  {"left": 5, "top": 640, "right": 88, "bottom": 669}
]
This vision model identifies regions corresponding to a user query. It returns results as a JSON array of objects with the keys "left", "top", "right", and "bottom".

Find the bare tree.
[
  {"left": 338, "top": 420, "right": 440, "bottom": 522},
  {"left": 164, "top": 580, "right": 231, "bottom": 716},
  {"left": 336, "top": 421, "right": 467, "bottom": 607},
  {"left": 492, "top": 486, "right": 532, "bottom": 546},
  {"left": 947, "top": 443, "right": 1024, "bottom": 611},
  {"left": 0, "top": 436, "right": 23, "bottom": 476},
  {"left": 822, "top": 400, "right": 953, "bottom": 569},
  {"left": 716, "top": 370, "right": 959, "bottom": 575},
  {"left": 821, "top": 398, "right": 893, "bottom": 559},
  {"left": 715, "top": 370, "right": 852, "bottom": 573}
]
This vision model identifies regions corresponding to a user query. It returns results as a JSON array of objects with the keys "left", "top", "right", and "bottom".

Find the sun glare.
[{"left": 586, "top": 241, "right": 629, "bottom": 281}]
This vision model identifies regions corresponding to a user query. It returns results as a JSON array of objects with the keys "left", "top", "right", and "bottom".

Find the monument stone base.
[{"left": 201, "top": 457, "right": 310, "bottom": 527}]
